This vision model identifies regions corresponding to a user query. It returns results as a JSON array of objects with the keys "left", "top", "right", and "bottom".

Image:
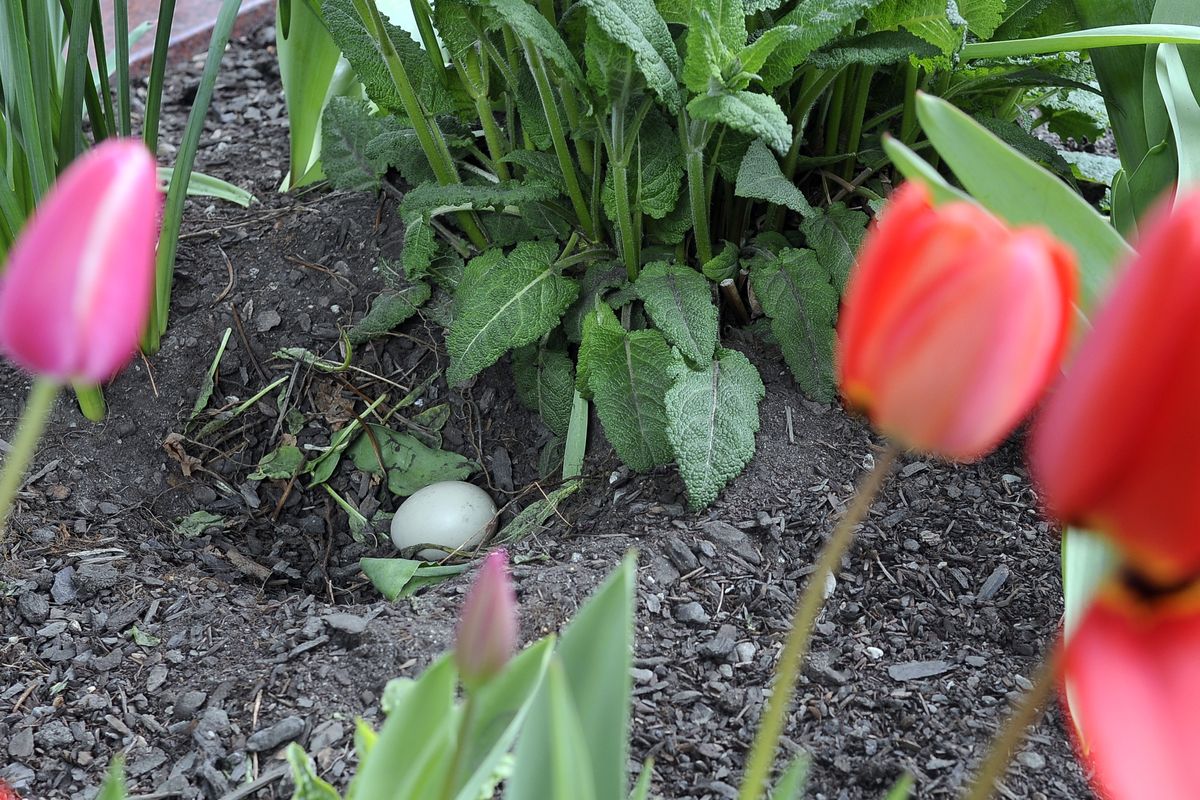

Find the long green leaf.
[
  {"left": 158, "top": 167, "right": 255, "bottom": 207},
  {"left": 915, "top": 93, "right": 1130, "bottom": 313},
  {"left": 1155, "top": 44, "right": 1200, "bottom": 190},
  {"left": 881, "top": 134, "right": 973, "bottom": 205},
  {"left": 113, "top": 0, "right": 132, "bottom": 135},
  {"left": 506, "top": 657, "right": 598, "bottom": 800},
  {"left": 59, "top": 0, "right": 98, "bottom": 164},
  {"left": 962, "top": 22, "right": 1200, "bottom": 59},
  {"left": 277, "top": 0, "right": 345, "bottom": 189},
  {"left": 146, "top": 0, "right": 244, "bottom": 349},
  {"left": 1, "top": 0, "right": 54, "bottom": 198},
  {"left": 142, "top": 0, "right": 179, "bottom": 153}
]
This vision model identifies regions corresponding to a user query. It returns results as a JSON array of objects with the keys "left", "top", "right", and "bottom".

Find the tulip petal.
[
  {"left": 1066, "top": 588, "right": 1200, "bottom": 800},
  {"left": 0, "top": 140, "right": 159, "bottom": 382},
  {"left": 1031, "top": 191, "right": 1200, "bottom": 581}
]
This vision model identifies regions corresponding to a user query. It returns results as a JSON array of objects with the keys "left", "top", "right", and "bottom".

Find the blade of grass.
[
  {"left": 0, "top": 0, "right": 54, "bottom": 198},
  {"left": 114, "top": 0, "right": 132, "bottom": 135},
  {"left": 962, "top": 23, "right": 1200, "bottom": 60},
  {"left": 145, "top": 0, "right": 244, "bottom": 351},
  {"left": 142, "top": 0, "right": 179, "bottom": 154},
  {"left": 58, "top": 0, "right": 99, "bottom": 163},
  {"left": 88, "top": 0, "right": 116, "bottom": 134},
  {"left": 561, "top": 390, "right": 587, "bottom": 481}
]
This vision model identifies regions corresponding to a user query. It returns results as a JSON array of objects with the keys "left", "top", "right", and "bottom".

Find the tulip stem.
[
  {"left": 72, "top": 383, "right": 106, "bottom": 422},
  {"left": 962, "top": 641, "right": 1064, "bottom": 800},
  {"left": 738, "top": 442, "right": 898, "bottom": 800},
  {"left": 0, "top": 377, "right": 60, "bottom": 548}
]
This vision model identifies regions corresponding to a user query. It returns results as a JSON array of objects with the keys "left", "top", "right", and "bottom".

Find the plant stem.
[
  {"left": 962, "top": 643, "right": 1064, "bottom": 800},
  {"left": 899, "top": 63, "right": 919, "bottom": 145},
  {"left": 0, "top": 377, "right": 59, "bottom": 546},
  {"left": 768, "top": 68, "right": 842, "bottom": 231},
  {"left": 823, "top": 71, "right": 848, "bottom": 158},
  {"left": 352, "top": 0, "right": 488, "bottom": 251},
  {"left": 738, "top": 443, "right": 899, "bottom": 800},
  {"left": 408, "top": 0, "right": 450, "bottom": 85},
  {"left": 525, "top": 45, "right": 594, "bottom": 239},
  {"left": 73, "top": 383, "right": 106, "bottom": 421},
  {"left": 683, "top": 113, "right": 713, "bottom": 265},
  {"left": 841, "top": 65, "right": 875, "bottom": 181}
]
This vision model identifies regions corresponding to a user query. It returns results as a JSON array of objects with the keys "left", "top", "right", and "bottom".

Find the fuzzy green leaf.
[
  {"left": 447, "top": 242, "right": 578, "bottom": 384},
  {"left": 735, "top": 138, "right": 814, "bottom": 216},
  {"left": 348, "top": 281, "right": 432, "bottom": 344},
  {"left": 322, "top": 0, "right": 457, "bottom": 115},
  {"left": 578, "top": 0, "right": 682, "bottom": 111},
  {"left": 701, "top": 241, "right": 739, "bottom": 281},
  {"left": 807, "top": 29, "right": 940, "bottom": 68},
  {"left": 682, "top": 0, "right": 748, "bottom": 93},
  {"left": 482, "top": 0, "right": 587, "bottom": 89},
  {"left": 801, "top": 202, "right": 868, "bottom": 293},
  {"left": 666, "top": 348, "right": 764, "bottom": 509},
  {"left": 513, "top": 342, "right": 577, "bottom": 436},
  {"left": 500, "top": 150, "right": 567, "bottom": 192},
  {"left": 866, "top": 0, "right": 964, "bottom": 55},
  {"left": 602, "top": 111, "right": 685, "bottom": 220},
  {"left": 750, "top": 248, "right": 838, "bottom": 401},
  {"left": 400, "top": 180, "right": 563, "bottom": 220},
  {"left": 687, "top": 90, "right": 791, "bottom": 154},
  {"left": 577, "top": 304, "right": 674, "bottom": 471},
  {"left": 957, "top": 0, "right": 1006, "bottom": 37},
  {"left": 320, "top": 97, "right": 389, "bottom": 191},
  {"left": 759, "top": 0, "right": 882, "bottom": 90},
  {"left": 403, "top": 215, "right": 439, "bottom": 283},
  {"left": 736, "top": 25, "right": 803, "bottom": 77},
  {"left": 634, "top": 262, "right": 719, "bottom": 365}
]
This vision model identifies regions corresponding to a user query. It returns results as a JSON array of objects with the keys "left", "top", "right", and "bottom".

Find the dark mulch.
[{"left": 0, "top": 29, "right": 1094, "bottom": 800}]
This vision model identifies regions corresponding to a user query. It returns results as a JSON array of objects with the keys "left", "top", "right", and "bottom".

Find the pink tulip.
[
  {"left": 1065, "top": 585, "right": 1200, "bottom": 799},
  {"left": 455, "top": 549, "right": 518, "bottom": 689},
  {"left": 837, "top": 183, "right": 1077, "bottom": 461},
  {"left": 0, "top": 139, "right": 159, "bottom": 383},
  {"left": 0, "top": 779, "right": 18, "bottom": 800}
]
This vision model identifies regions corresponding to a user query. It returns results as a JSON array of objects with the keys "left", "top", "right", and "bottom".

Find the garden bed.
[{"left": 0, "top": 28, "right": 1092, "bottom": 800}]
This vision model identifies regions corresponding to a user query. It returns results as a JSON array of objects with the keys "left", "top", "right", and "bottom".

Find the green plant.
[
  {"left": 0, "top": 0, "right": 250, "bottom": 416},
  {"left": 310, "top": 0, "right": 1078, "bottom": 508}
]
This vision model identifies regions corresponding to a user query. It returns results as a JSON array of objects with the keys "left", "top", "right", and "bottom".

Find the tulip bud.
[
  {"left": 1031, "top": 191, "right": 1200, "bottom": 584},
  {"left": 455, "top": 549, "right": 518, "bottom": 689},
  {"left": 0, "top": 139, "right": 159, "bottom": 383},
  {"left": 0, "top": 779, "right": 19, "bottom": 800},
  {"left": 1064, "top": 584, "right": 1200, "bottom": 799},
  {"left": 837, "top": 183, "right": 1076, "bottom": 461}
]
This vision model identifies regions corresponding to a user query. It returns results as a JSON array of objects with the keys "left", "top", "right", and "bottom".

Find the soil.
[{"left": 0, "top": 28, "right": 1095, "bottom": 800}]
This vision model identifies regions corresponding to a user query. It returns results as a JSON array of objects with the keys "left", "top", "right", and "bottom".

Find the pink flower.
[
  {"left": 0, "top": 139, "right": 159, "bottom": 382},
  {"left": 0, "top": 779, "right": 19, "bottom": 800},
  {"left": 455, "top": 549, "right": 518, "bottom": 689}
]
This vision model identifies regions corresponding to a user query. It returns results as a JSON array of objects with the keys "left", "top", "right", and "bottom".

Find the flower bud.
[
  {"left": 455, "top": 549, "right": 518, "bottom": 689},
  {"left": 837, "top": 183, "right": 1076, "bottom": 461}
]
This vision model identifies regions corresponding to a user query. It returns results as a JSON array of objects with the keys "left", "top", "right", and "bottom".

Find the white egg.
[{"left": 390, "top": 481, "right": 498, "bottom": 560}]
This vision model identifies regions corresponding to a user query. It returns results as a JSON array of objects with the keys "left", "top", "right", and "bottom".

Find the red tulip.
[
  {"left": 1030, "top": 191, "right": 1200, "bottom": 584},
  {"left": 455, "top": 549, "right": 518, "bottom": 689},
  {"left": 837, "top": 183, "right": 1077, "bottom": 461},
  {"left": 0, "top": 139, "right": 159, "bottom": 383},
  {"left": 1064, "top": 583, "right": 1200, "bottom": 799}
]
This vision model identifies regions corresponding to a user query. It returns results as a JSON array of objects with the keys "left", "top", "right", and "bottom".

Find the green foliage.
[
  {"left": 322, "top": 0, "right": 457, "bottom": 116},
  {"left": 577, "top": 0, "right": 682, "bottom": 111},
  {"left": 307, "top": 0, "right": 1086, "bottom": 509},
  {"left": 736, "top": 139, "right": 815, "bottom": 216},
  {"left": 634, "top": 262, "right": 719, "bottom": 366},
  {"left": 750, "top": 248, "right": 838, "bottom": 401},
  {"left": 666, "top": 348, "right": 765, "bottom": 509},
  {"left": 802, "top": 203, "right": 869, "bottom": 294},
  {"left": 577, "top": 304, "right": 674, "bottom": 471},
  {"left": 513, "top": 341, "right": 576, "bottom": 436},
  {"left": 349, "top": 281, "right": 432, "bottom": 343},
  {"left": 349, "top": 423, "right": 479, "bottom": 495},
  {"left": 688, "top": 91, "right": 791, "bottom": 154},
  {"left": 447, "top": 242, "right": 579, "bottom": 384}
]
